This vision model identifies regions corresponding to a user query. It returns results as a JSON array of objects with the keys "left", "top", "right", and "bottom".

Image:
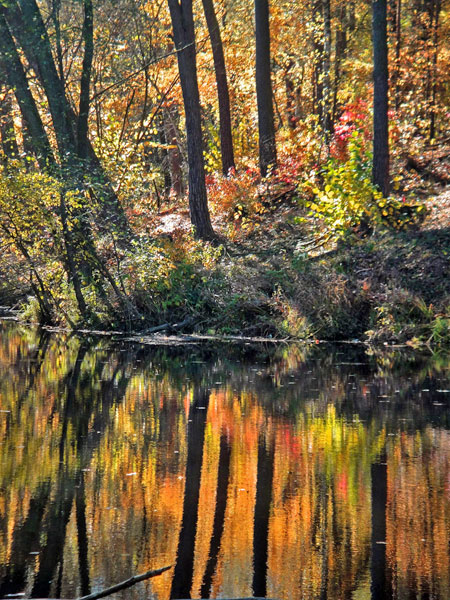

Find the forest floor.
[
  {"left": 142, "top": 148, "right": 450, "bottom": 346},
  {"left": 1, "top": 146, "right": 449, "bottom": 347}
]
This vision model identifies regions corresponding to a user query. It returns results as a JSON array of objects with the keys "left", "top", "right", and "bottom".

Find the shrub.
[{"left": 305, "top": 131, "right": 425, "bottom": 240}]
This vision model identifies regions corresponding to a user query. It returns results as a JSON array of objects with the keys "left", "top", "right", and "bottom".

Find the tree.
[
  {"left": 332, "top": 3, "right": 349, "bottom": 127},
  {"left": 167, "top": 0, "right": 216, "bottom": 241},
  {"left": 0, "top": 9, "right": 55, "bottom": 170},
  {"left": 201, "top": 0, "right": 235, "bottom": 175},
  {"left": 4, "top": 0, "right": 130, "bottom": 239},
  {"left": 1, "top": 0, "right": 140, "bottom": 320},
  {"left": 372, "top": 0, "right": 390, "bottom": 197},
  {"left": 312, "top": 0, "right": 324, "bottom": 124},
  {"left": 255, "top": 0, "right": 277, "bottom": 177},
  {"left": 322, "top": 0, "right": 332, "bottom": 141},
  {"left": 0, "top": 7, "right": 88, "bottom": 317},
  {"left": 163, "top": 103, "right": 184, "bottom": 198},
  {"left": 77, "top": 0, "right": 94, "bottom": 159},
  {"left": 14, "top": 0, "right": 77, "bottom": 167},
  {"left": 391, "top": 0, "right": 402, "bottom": 111},
  {"left": 0, "top": 86, "right": 19, "bottom": 160},
  {"left": 429, "top": 0, "right": 442, "bottom": 140}
]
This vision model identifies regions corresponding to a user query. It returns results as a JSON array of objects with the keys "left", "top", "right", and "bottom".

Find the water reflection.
[{"left": 0, "top": 322, "right": 448, "bottom": 600}]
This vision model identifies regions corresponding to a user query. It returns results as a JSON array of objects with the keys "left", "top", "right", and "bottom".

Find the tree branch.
[{"left": 77, "top": 565, "right": 173, "bottom": 600}]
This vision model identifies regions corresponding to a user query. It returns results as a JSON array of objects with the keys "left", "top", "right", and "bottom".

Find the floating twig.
[{"left": 77, "top": 565, "right": 172, "bottom": 600}]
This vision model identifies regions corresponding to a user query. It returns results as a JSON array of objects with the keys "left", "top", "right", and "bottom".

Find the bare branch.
[{"left": 77, "top": 565, "right": 173, "bottom": 600}]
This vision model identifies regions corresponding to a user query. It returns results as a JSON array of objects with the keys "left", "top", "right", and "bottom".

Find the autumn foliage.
[{"left": 0, "top": 0, "right": 448, "bottom": 339}]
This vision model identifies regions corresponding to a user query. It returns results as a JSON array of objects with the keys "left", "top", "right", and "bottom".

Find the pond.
[{"left": 0, "top": 322, "right": 449, "bottom": 600}]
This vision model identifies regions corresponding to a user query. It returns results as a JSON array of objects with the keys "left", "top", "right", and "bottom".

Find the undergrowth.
[{"left": 0, "top": 120, "right": 448, "bottom": 347}]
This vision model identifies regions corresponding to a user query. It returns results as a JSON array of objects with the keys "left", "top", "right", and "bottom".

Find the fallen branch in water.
[
  {"left": 144, "top": 317, "right": 193, "bottom": 334},
  {"left": 77, "top": 565, "right": 172, "bottom": 600}
]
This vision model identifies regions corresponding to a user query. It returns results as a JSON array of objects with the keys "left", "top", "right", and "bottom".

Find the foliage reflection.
[{"left": 0, "top": 323, "right": 448, "bottom": 600}]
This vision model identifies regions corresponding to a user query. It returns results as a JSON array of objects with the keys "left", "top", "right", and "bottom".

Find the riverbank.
[{"left": 1, "top": 186, "right": 448, "bottom": 347}]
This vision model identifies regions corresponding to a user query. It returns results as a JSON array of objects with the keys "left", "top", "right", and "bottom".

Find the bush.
[{"left": 305, "top": 131, "right": 425, "bottom": 240}]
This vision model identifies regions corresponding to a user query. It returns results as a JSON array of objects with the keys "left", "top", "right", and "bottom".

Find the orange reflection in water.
[{"left": 0, "top": 323, "right": 449, "bottom": 600}]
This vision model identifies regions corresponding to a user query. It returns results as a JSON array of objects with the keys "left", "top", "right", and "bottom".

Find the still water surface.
[{"left": 0, "top": 322, "right": 449, "bottom": 600}]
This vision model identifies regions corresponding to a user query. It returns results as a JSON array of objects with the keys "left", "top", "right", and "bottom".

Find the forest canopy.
[{"left": 0, "top": 0, "right": 448, "bottom": 343}]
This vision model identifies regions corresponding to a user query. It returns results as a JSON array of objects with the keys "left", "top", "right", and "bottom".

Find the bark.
[
  {"left": 429, "top": 0, "right": 441, "bottom": 140},
  {"left": 50, "top": 0, "right": 64, "bottom": 83},
  {"left": 78, "top": 567, "right": 172, "bottom": 600},
  {"left": 202, "top": 0, "right": 235, "bottom": 175},
  {"left": 0, "top": 88, "right": 19, "bottom": 159},
  {"left": 255, "top": 0, "right": 277, "bottom": 176},
  {"left": 163, "top": 103, "right": 184, "bottom": 198},
  {"left": 284, "top": 58, "right": 302, "bottom": 129},
  {"left": 332, "top": 5, "right": 347, "bottom": 127},
  {"left": 0, "top": 10, "right": 55, "bottom": 169},
  {"left": 285, "top": 70, "right": 296, "bottom": 129},
  {"left": 21, "top": 114, "right": 35, "bottom": 158},
  {"left": 322, "top": 0, "right": 332, "bottom": 141},
  {"left": 15, "top": 0, "right": 76, "bottom": 164},
  {"left": 372, "top": 0, "right": 390, "bottom": 197},
  {"left": 167, "top": 0, "right": 216, "bottom": 241},
  {"left": 348, "top": 1, "right": 356, "bottom": 31},
  {"left": 312, "top": 0, "right": 324, "bottom": 121},
  {"left": 312, "top": 0, "right": 331, "bottom": 138},
  {"left": 393, "top": 0, "right": 402, "bottom": 111},
  {"left": 6, "top": 1, "right": 130, "bottom": 239}
]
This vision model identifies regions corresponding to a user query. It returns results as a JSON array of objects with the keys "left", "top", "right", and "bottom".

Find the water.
[{"left": 0, "top": 322, "right": 448, "bottom": 600}]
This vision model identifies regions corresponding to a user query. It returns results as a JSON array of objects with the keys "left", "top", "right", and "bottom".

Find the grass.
[{"left": 1, "top": 178, "right": 449, "bottom": 347}]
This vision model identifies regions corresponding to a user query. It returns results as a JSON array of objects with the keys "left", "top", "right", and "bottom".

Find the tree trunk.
[
  {"left": 322, "top": 0, "right": 332, "bottom": 141},
  {"left": 77, "top": 0, "right": 94, "bottom": 159},
  {"left": 201, "top": 0, "right": 235, "bottom": 175},
  {"left": 0, "top": 88, "right": 19, "bottom": 159},
  {"left": 348, "top": 1, "right": 356, "bottom": 31},
  {"left": 255, "top": 0, "right": 277, "bottom": 177},
  {"left": 284, "top": 63, "right": 297, "bottom": 129},
  {"left": 332, "top": 5, "right": 348, "bottom": 127},
  {"left": 167, "top": 0, "right": 215, "bottom": 241},
  {"left": 16, "top": 0, "right": 76, "bottom": 165},
  {"left": 312, "top": 0, "right": 324, "bottom": 121},
  {"left": 429, "top": 0, "right": 441, "bottom": 140},
  {"left": 6, "top": 0, "right": 130, "bottom": 240},
  {"left": 372, "top": 0, "right": 390, "bottom": 197},
  {"left": 163, "top": 103, "right": 184, "bottom": 198},
  {"left": 393, "top": 0, "right": 402, "bottom": 111},
  {"left": 0, "top": 7, "right": 89, "bottom": 317},
  {"left": 0, "top": 10, "right": 55, "bottom": 169}
]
